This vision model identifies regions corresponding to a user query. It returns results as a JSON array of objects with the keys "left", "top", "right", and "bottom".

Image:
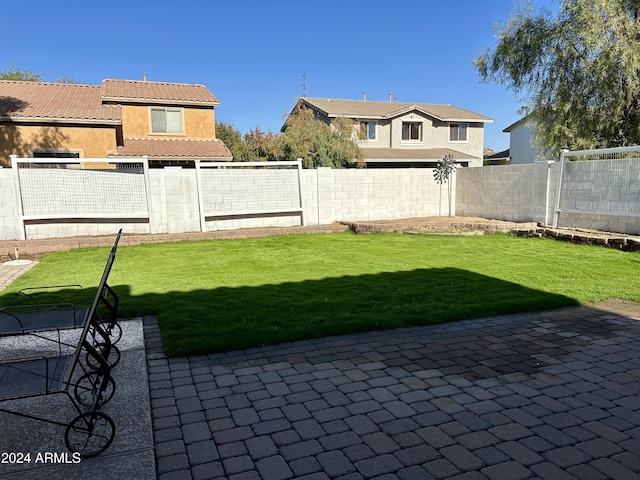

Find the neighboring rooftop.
[
  {"left": 300, "top": 97, "right": 493, "bottom": 123},
  {"left": 0, "top": 79, "right": 221, "bottom": 125},
  {"left": 101, "top": 79, "right": 220, "bottom": 106},
  {"left": 0, "top": 80, "right": 121, "bottom": 124},
  {"left": 361, "top": 147, "right": 475, "bottom": 161},
  {"left": 113, "top": 137, "right": 232, "bottom": 160},
  {"left": 0, "top": 79, "right": 230, "bottom": 162}
]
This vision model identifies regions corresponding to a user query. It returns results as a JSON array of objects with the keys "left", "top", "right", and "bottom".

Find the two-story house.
[
  {"left": 503, "top": 114, "right": 557, "bottom": 164},
  {"left": 291, "top": 97, "right": 492, "bottom": 168},
  {"left": 0, "top": 79, "right": 232, "bottom": 167}
]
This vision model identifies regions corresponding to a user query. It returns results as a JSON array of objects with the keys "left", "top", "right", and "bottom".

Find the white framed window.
[
  {"left": 150, "top": 107, "right": 183, "bottom": 133},
  {"left": 402, "top": 122, "right": 422, "bottom": 141},
  {"left": 360, "top": 121, "right": 377, "bottom": 141},
  {"left": 450, "top": 124, "right": 468, "bottom": 142}
]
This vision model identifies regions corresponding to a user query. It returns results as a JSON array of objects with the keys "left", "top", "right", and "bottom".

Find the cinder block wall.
[
  {"left": 457, "top": 160, "right": 640, "bottom": 234},
  {"left": 1, "top": 166, "right": 451, "bottom": 239},
  {"left": 0, "top": 169, "right": 19, "bottom": 240},
  {"left": 2, "top": 159, "right": 640, "bottom": 240},
  {"left": 312, "top": 168, "right": 452, "bottom": 224},
  {"left": 558, "top": 159, "right": 640, "bottom": 234},
  {"left": 457, "top": 163, "right": 556, "bottom": 225}
]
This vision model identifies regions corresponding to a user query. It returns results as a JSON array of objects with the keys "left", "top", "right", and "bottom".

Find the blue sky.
[{"left": 3, "top": 0, "right": 551, "bottom": 151}]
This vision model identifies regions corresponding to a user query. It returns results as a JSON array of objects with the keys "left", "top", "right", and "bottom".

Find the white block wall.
[
  {"left": 0, "top": 169, "right": 20, "bottom": 240},
  {"left": 2, "top": 159, "right": 640, "bottom": 240},
  {"left": 457, "top": 162, "right": 557, "bottom": 225},
  {"left": 162, "top": 167, "right": 200, "bottom": 234},
  {"left": 309, "top": 168, "right": 452, "bottom": 224},
  {"left": 457, "top": 160, "right": 640, "bottom": 234}
]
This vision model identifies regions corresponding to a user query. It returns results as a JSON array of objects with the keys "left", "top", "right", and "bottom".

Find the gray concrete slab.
[{"left": 0, "top": 319, "right": 155, "bottom": 480}]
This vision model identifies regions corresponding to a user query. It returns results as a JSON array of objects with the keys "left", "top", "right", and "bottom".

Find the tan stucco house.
[
  {"left": 289, "top": 97, "right": 492, "bottom": 167},
  {"left": 0, "top": 79, "right": 232, "bottom": 167}
]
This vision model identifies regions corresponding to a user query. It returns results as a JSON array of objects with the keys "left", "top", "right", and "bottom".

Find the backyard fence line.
[
  {"left": 9, "top": 156, "right": 154, "bottom": 240},
  {"left": 456, "top": 154, "right": 640, "bottom": 236},
  {"left": 0, "top": 161, "right": 453, "bottom": 240},
  {"left": 553, "top": 146, "right": 640, "bottom": 228},
  {"left": 1, "top": 151, "right": 639, "bottom": 240},
  {"left": 194, "top": 160, "right": 306, "bottom": 232}
]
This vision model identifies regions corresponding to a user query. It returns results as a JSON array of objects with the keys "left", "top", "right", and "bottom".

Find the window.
[
  {"left": 450, "top": 124, "right": 468, "bottom": 142},
  {"left": 402, "top": 122, "right": 422, "bottom": 141},
  {"left": 360, "top": 121, "right": 377, "bottom": 140},
  {"left": 33, "top": 151, "right": 80, "bottom": 158},
  {"left": 151, "top": 108, "right": 183, "bottom": 133}
]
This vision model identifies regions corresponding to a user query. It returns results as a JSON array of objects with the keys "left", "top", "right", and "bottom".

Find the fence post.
[
  {"left": 10, "top": 155, "right": 26, "bottom": 240},
  {"left": 545, "top": 160, "right": 554, "bottom": 226},
  {"left": 142, "top": 156, "right": 156, "bottom": 234},
  {"left": 296, "top": 158, "right": 306, "bottom": 226},
  {"left": 553, "top": 149, "right": 569, "bottom": 228},
  {"left": 194, "top": 160, "right": 206, "bottom": 232}
]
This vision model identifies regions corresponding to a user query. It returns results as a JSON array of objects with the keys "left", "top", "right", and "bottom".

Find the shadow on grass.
[
  {"left": 106, "top": 267, "right": 580, "bottom": 357},
  {"left": 0, "top": 268, "right": 581, "bottom": 357}
]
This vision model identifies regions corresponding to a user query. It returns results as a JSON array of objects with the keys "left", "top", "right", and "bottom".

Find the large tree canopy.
[
  {"left": 474, "top": 0, "right": 640, "bottom": 154},
  {"left": 217, "top": 111, "right": 362, "bottom": 168},
  {"left": 280, "top": 105, "right": 363, "bottom": 168}
]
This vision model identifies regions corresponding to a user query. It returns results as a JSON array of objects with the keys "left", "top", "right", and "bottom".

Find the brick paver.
[{"left": 144, "top": 300, "right": 640, "bottom": 479}]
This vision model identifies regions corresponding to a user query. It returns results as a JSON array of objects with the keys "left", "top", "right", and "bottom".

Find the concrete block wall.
[
  {"left": 560, "top": 213, "right": 640, "bottom": 235},
  {"left": 555, "top": 159, "right": 640, "bottom": 234},
  {"left": 457, "top": 159, "right": 640, "bottom": 235},
  {"left": 0, "top": 169, "right": 20, "bottom": 240},
  {"left": 313, "top": 168, "right": 450, "bottom": 224},
  {"left": 2, "top": 158, "right": 640, "bottom": 240},
  {"left": 200, "top": 168, "right": 304, "bottom": 231},
  {"left": 162, "top": 167, "right": 200, "bottom": 233},
  {"left": 457, "top": 162, "right": 555, "bottom": 224},
  {"left": 148, "top": 168, "right": 168, "bottom": 233}
]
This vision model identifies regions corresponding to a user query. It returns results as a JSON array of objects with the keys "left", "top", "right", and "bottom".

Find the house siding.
[
  {"left": 119, "top": 105, "right": 216, "bottom": 140},
  {"left": 306, "top": 100, "right": 487, "bottom": 166},
  {"left": 0, "top": 124, "right": 118, "bottom": 166},
  {"left": 509, "top": 122, "right": 540, "bottom": 164}
]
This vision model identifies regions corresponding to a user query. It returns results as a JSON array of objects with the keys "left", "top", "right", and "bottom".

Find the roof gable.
[
  {"left": 301, "top": 97, "right": 492, "bottom": 123},
  {"left": 503, "top": 114, "right": 534, "bottom": 132}
]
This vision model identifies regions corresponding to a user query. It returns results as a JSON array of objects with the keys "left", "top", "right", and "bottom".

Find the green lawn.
[{"left": 2, "top": 231, "right": 639, "bottom": 356}]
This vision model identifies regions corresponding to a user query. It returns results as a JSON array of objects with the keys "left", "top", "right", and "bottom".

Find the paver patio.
[{"left": 145, "top": 299, "right": 640, "bottom": 480}]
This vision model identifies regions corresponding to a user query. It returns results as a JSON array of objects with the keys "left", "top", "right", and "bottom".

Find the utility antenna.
[{"left": 301, "top": 73, "right": 307, "bottom": 97}]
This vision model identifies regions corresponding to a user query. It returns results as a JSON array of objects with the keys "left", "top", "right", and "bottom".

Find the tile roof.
[
  {"left": 101, "top": 80, "right": 220, "bottom": 106},
  {"left": 360, "top": 147, "right": 476, "bottom": 161},
  {"left": 0, "top": 81, "right": 121, "bottom": 124},
  {"left": 112, "top": 138, "right": 232, "bottom": 160},
  {"left": 301, "top": 97, "right": 492, "bottom": 123},
  {"left": 0, "top": 79, "right": 221, "bottom": 124}
]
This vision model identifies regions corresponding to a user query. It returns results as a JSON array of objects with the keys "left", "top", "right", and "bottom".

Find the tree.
[
  {"left": 280, "top": 105, "right": 363, "bottom": 168},
  {"left": 244, "top": 127, "right": 281, "bottom": 162},
  {"left": 0, "top": 64, "right": 80, "bottom": 83},
  {"left": 216, "top": 122, "right": 253, "bottom": 161},
  {"left": 0, "top": 64, "right": 42, "bottom": 81},
  {"left": 474, "top": 0, "right": 640, "bottom": 154}
]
